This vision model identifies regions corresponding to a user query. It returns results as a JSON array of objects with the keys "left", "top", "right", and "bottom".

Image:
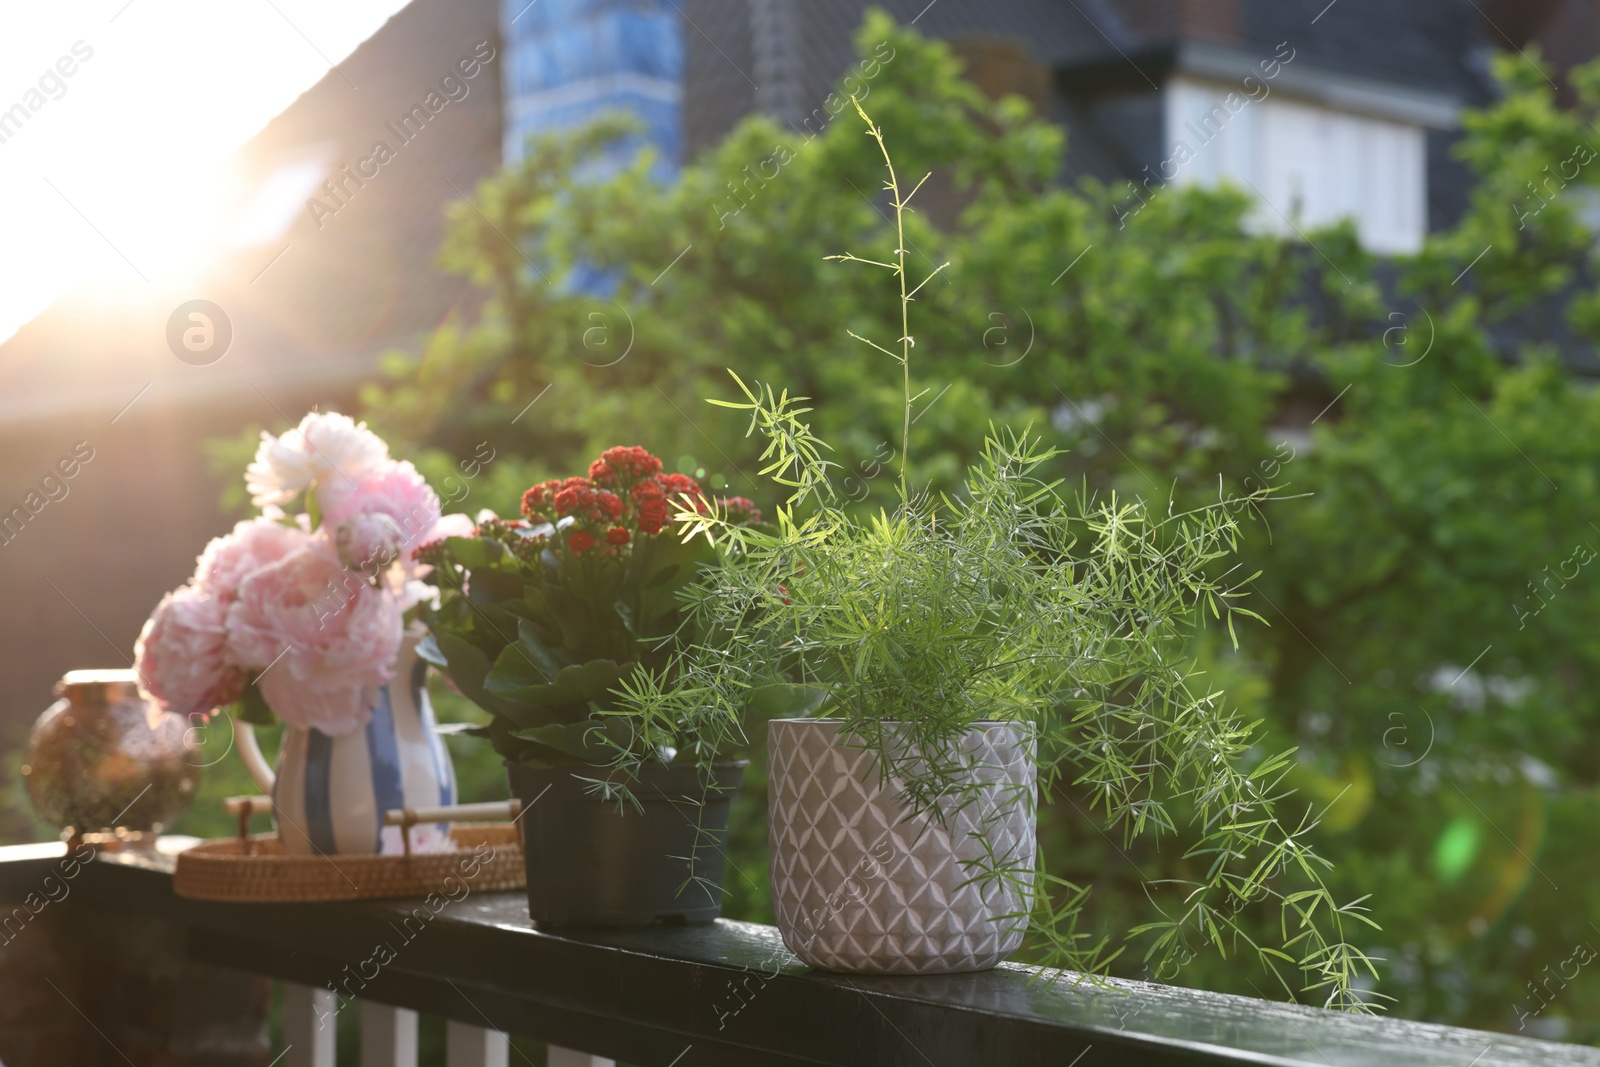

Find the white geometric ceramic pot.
[
  {"left": 768, "top": 718, "right": 1035, "bottom": 974},
  {"left": 236, "top": 632, "right": 457, "bottom": 856}
]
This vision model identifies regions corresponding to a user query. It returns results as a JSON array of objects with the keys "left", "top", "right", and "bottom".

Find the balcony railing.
[{"left": 0, "top": 838, "right": 1594, "bottom": 1066}]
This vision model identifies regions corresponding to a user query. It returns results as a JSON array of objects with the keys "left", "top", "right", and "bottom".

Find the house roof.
[
  {"left": 683, "top": 0, "right": 1498, "bottom": 160},
  {"left": 1233, "top": 0, "right": 1494, "bottom": 107},
  {"left": 1057, "top": 0, "right": 1496, "bottom": 109},
  {"left": 682, "top": 0, "right": 1124, "bottom": 158}
]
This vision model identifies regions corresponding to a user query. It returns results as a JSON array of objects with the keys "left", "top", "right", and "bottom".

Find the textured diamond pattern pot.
[{"left": 768, "top": 718, "right": 1035, "bottom": 974}]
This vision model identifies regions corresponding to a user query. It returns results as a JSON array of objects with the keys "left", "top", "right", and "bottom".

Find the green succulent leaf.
[
  {"left": 443, "top": 535, "right": 515, "bottom": 570},
  {"left": 746, "top": 682, "right": 831, "bottom": 719},
  {"left": 486, "top": 655, "right": 627, "bottom": 708},
  {"left": 510, "top": 717, "right": 633, "bottom": 763},
  {"left": 415, "top": 633, "right": 449, "bottom": 668},
  {"left": 429, "top": 631, "right": 505, "bottom": 714}
]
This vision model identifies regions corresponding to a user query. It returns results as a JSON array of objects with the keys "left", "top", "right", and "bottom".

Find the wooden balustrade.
[{"left": 0, "top": 839, "right": 1592, "bottom": 1066}]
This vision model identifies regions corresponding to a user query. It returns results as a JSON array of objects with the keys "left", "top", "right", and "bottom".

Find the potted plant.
[
  {"left": 134, "top": 411, "right": 473, "bottom": 855},
  {"left": 416, "top": 446, "right": 765, "bottom": 926},
  {"left": 622, "top": 102, "right": 1378, "bottom": 1006}
]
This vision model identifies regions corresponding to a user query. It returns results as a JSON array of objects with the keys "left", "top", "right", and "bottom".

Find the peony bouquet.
[
  {"left": 416, "top": 446, "right": 759, "bottom": 766},
  {"left": 134, "top": 412, "right": 471, "bottom": 735}
]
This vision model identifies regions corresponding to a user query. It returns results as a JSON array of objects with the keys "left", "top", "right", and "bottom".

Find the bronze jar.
[{"left": 23, "top": 669, "right": 200, "bottom": 839}]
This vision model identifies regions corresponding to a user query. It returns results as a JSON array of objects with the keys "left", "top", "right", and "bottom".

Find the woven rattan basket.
[{"left": 173, "top": 823, "right": 525, "bottom": 903}]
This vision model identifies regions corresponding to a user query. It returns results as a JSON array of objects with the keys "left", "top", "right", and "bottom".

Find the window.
[{"left": 1164, "top": 76, "right": 1426, "bottom": 254}]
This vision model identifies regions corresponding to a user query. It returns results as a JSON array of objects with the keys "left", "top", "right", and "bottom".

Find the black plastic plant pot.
[{"left": 506, "top": 759, "right": 747, "bottom": 928}]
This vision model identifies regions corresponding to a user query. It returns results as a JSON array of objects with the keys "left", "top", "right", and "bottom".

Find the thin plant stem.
[{"left": 846, "top": 95, "right": 948, "bottom": 501}]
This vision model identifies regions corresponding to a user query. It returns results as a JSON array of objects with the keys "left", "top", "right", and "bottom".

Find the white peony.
[{"left": 245, "top": 411, "right": 390, "bottom": 509}]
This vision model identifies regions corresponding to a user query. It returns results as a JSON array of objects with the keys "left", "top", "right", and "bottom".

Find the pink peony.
[
  {"left": 134, "top": 585, "right": 245, "bottom": 718},
  {"left": 246, "top": 411, "right": 390, "bottom": 509},
  {"left": 225, "top": 542, "right": 402, "bottom": 735},
  {"left": 325, "top": 461, "right": 472, "bottom": 605},
  {"left": 324, "top": 460, "right": 440, "bottom": 546},
  {"left": 335, "top": 512, "right": 406, "bottom": 574},
  {"left": 196, "top": 517, "right": 311, "bottom": 601}
]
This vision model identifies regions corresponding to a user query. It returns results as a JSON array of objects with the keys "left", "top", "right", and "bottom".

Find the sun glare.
[{"left": 0, "top": 0, "right": 411, "bottom": 344}]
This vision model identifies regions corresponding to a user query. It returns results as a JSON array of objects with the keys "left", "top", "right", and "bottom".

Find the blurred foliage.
[{"left": 279, "top": 9, "right": 1600, "bottom": 1040}]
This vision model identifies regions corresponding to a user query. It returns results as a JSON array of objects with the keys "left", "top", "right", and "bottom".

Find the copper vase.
[{"left": 23, "top": 669, "right": 201, "bottom": 839}]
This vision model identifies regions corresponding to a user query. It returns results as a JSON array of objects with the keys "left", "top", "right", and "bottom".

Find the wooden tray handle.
[
  {"left": 222, "top": 797, "right": 524, "bottom": 858},
  {"left": 384, "top": 800, "right": 523, "bottom": 859}
]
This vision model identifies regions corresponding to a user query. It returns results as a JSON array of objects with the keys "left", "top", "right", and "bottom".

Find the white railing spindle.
[
  {"left": 282, "top": 982, "right": 337, "bottom": 1067},
  {"left": 547, "top": 1047, "right": 615, "bottom": 1067},
  {"left": 360, "top": 1000, "right": 418, "bottom": 1066},
  {"left": 446, "top": 1019, "right": 511, "bottom": 1067},
  {"left": 283, "top": 982, "right": 600, "bottom": 1067}
]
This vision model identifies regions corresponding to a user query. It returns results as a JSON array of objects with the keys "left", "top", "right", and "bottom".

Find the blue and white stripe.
[{"left": 275, "top": 649, "right": 457, "bottom": 857}]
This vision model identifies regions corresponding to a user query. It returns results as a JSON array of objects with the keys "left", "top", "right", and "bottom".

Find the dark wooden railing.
[{"left": 0, "top": 839, "right": 1593, "bottom": 1066}]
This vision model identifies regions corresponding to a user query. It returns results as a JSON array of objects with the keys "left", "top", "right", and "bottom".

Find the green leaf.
[
  {"left": 627, "top": 531, "right": 715, "bottom": 631},
  {"left": 486, "top": 656, "right": 628, "bottom": 708},
  {"left": 430, "top": 631, "right": 503, "bottom": 714},
  {"left": 511, "top": 620, "right": 570, "bottom": 682},
  {"left": 415, "top": 633, "right": 449, "bottom": 668},
  {"left": 465, "top": 564, "right": 529, "bottom": 605},
  {"left": 645, "top": 563, "right": 682, "bottom": 587},
  {"left": 746, "top": 682, "right": 831, "bottom": 718},
  {"left": 444, "top": 535, "right": 514, "bottom": 570},
  {"left": 509, "top": 718, "right": 629, "bottom": 763}
]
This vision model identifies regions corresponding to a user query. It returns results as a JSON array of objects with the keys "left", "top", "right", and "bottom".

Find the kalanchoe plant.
[
  {"left": 622, "top": 101, "right": 1381, "bottom": 1007},
  {"left": 416, "top": 446, "right": 762, "bottom": 769}
]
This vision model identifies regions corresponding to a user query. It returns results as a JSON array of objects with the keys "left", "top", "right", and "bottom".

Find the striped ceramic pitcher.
[{"left": 236, "top": 632, "right": 457, "bottom": 856}]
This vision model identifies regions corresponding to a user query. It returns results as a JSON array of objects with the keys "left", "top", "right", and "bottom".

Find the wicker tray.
[{"left": 173, "top": 824, "right": 526, "bottom": 903}]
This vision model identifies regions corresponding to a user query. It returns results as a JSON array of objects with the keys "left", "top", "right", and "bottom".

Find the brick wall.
[
  {"left": 950, "top": 36, "right": 1052, "bottom": 115},
  {"left": 1113, "top": 0, "right": 1239, "bottom": 43}
]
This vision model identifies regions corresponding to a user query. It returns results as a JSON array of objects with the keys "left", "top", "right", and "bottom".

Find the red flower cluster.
[
  {"left": 520, "top": 446, "right": 755, "bottom": 556},
  {"left": 518, "top": 447, "right": 688, "bottom": 556},
  {"left": 523, "top": 476, "right": 623, "bottom": 524},
  {"left": 658, "top": 472, "right": 699, "bottom": 496},
  {"left": 629, "top": 480, "right": 671, "bottom": 536},
  {"left": 588, "top": 446, "right": 663, "bottom": 488}
]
